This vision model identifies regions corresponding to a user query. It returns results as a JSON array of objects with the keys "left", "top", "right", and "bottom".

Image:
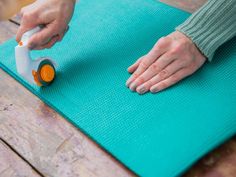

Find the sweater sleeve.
[{"left": 175, "top": 0, "right": 236, "bottom": 61}]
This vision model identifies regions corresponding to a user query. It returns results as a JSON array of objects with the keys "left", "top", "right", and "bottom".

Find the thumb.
[
  {"left": 16, "top": 22, "right": 39, "bottom": 43},
  {"left": 16, "top": 9, "right": 40, "bottom": 42}
]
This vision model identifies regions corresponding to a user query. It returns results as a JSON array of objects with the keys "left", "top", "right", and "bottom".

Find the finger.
[
  {"left": 33, "top": 35, "right": 59, "bottom": 50},
  {"left": 126, "top": 52, "right": 164, "bottom": 86},
  {"left": 16, "top": 26, "right": 24, "bottom": 43},
  {"left": 16, "top": 10, "right": 40, "bottom": 42},
  {"left": 150, "top": 68, "right": 190, "bottom": 93},
  {"left": 57, "top": 32, "right": 64, "bottom": 42},
  {"left": 135, "top": 59, "right": 186, "bottom": 94},
  {"left": 126, "top": 53, "right": 163, "bottom": 87},
  {"left": 57, "top": 25, "right": 69, "bottom": 42},
  {"left": 127, "top": 57, "right": 143, "bottom": 74},
  {"left": 27, "top": 23, "right": 58, "bottom": 49},
  {"left": 129, "top": 53, "right": 175, "bottom": 92},
  {"left": 126, "top": 38, "right": 168, "bottom": 87},
  {"left": 16, "top": 23, "right": 38, "bottom": 43}
]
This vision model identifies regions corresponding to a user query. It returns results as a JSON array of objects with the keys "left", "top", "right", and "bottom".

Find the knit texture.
[{"left": 176, "top": 0, "right": 236, "bottom": 61}]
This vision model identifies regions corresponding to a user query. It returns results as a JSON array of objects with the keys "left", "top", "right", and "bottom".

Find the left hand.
[{"left": 126, "top": 31, "right": 207, "bottom": 94}]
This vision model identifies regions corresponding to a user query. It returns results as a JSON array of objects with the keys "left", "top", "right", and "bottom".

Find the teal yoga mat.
[{"left": 1, "top": 0, "right": 236, "bottom": 176}]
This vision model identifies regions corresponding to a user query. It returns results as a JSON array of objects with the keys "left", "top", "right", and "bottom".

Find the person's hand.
[
  {"left": 126, "top": 31, "right": 206, "bottom": 94},
  {"left": 16, "top": 0, "right": 76, "bottom": 50}
]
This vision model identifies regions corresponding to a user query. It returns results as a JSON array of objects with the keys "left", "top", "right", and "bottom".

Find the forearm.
[{"left": 176, "top": 0, "right": 236, "bottom": 61}]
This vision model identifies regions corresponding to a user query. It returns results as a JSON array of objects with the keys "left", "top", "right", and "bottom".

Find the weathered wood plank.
[
  {"left": 160, "top": 0, "right": 207, "bottom": 13},
  {"left": 184, "top": 138, "right": 236, "bottom": 177},
  {"left": 0, "top": 140, "right": 41, "bottom": 177},
  {"left": 1, "top": 1, "right": 236, "bottom": 176},
  {"left": 0, "top": 21, "right": 17, "bottom": 44},
  {"left": 0, "top": 69, "right": 135, "bottom": 177}
]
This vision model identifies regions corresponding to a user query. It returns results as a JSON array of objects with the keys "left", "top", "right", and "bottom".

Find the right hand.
[{"left": 16, "top": 0, "right": 76, "bottom": 50}]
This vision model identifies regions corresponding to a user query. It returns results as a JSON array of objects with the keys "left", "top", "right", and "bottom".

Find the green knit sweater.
[{"left": 176, "top": 0, "right": 236, "bottom": 61}]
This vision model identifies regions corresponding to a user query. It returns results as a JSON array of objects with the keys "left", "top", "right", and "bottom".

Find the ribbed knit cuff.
[{"left": 176, "top": 0, "right": 236, "bottom": 61}]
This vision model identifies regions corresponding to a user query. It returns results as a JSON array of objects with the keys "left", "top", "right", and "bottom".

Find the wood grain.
[
  {"left": 184, "top": 138, "right": 236, "bottom": 177},
  {"left": 160, "top": 0, "right": 207, "bottom": 13},
  {"left": 0, "top": 21, "right": 17, "bottom": 44},
  {"left": 0, "top": 140, "right": 41, "bottom": 177},
  {"left": 0, "top": 69, "right": 135, "bottom": 177},
  {"left": 1, "top": 1, "right": 236, "bottom": 177}
]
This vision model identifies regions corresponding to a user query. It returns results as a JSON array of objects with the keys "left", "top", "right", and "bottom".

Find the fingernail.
[
  {"left": 65, "top": 25, "right": 70, "bottom": 33},
  {"left": 129, "top": 82, "right": 137, "bottom": 91},
  {"left": 138, "top": 86, "right": 147, "bottom": 95},
  {"left": 127, "top": 67, "right": 132, "bottom": 73},
  {"left": 29, "top": 43, "right": 36, "bottom": 49},
  {"left": 126, "top": 77, "right": 133, "bottom": 87},
  {"left": 151, "top": 87, "right": 159, "bottom": 93},
  {"left": 46, "top": 37, "right": 51, "bottom": 44}
]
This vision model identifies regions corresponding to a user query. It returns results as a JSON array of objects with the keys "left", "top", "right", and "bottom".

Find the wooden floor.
[{"left": 1, "top": 1, "right": 236, "bottom": 177}]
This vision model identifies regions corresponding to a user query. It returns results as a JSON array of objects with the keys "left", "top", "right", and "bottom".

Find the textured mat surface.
[{"left": 1, "top": 0, "right": 236, "bottom": 176}]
